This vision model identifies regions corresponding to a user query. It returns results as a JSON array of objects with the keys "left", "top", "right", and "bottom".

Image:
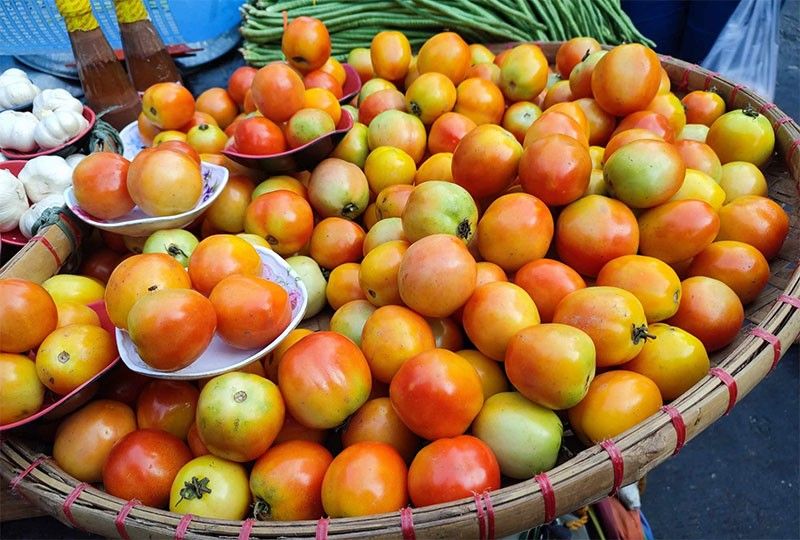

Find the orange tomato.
[
  {"left": 414, "top": 152, "right": 453, "bottom": 183},
  {"left": 251, "top": 63, "right": 306, "bottom": 122},
  {"left": 519, "top": 133, "right": 592, "bottom": 206},
  {"left": 523, "top": 111, "right": 589, "bottom": 148},
  {"left": 464, "top": 62, "right": 501, "bottom": 86},
  {"left": 309, "top": 217, "right": 365, "bottom": 270},
  {"left": 327, "top": 262, "right": 368, "bottom": 309},
  {"left": 303, "top": 87, "right": 341, "bottom": 124},
  {"left": 637, "top": 200, "right": 720, "bottom": 264},
  {"left": 454, "top": 77, "right": 505, "bottom": 126},
  {"left": 205, "top": 174, "right": 254, "bottom": 233},
  {"left": 0, "top": 279, "right": 57, "bottom": 353},
  {"left": 370, "top": 30, "right": 412, "bottom": 81},
  {"left": 55, "top": 302, "right": 101, "bottom": 328},
  {"left": 498, "top": 44, "right": 549, "bottom": 102},
  {"left": 569, "top": 50, "right": 607, "bottom": 99},
  {"left": 613, "top": 110, "right": 674, "bottom": 142},
  {"left": 568, "top": 371, "right": 662, "bottom": 444},
  {"left": 341, "top": 398, "right": 420, "bottom": 463},
  {"left": 716, "top": 195, "right": 789, "bottom": 260},
  {"left": 187, "top": 234, "right": 262, "bottom": 296},
  {"left": 227, "top": 66, "right": 257, "bottom": 107},
  {"left": 195, "top": 87, "right": 238, "bottom": 129},
  {"left": 427, "top": 111, "right": 476, "bottom": 154},
  {"left": 265, "top": 328, "right": 314, "bottom": 381},
  {"left": 136, "top": 111, "right": 161, "bottom": 144},
  {"left": 319, "top": 56, "right": 347, "bottom": 86},
  {"left": 687, "top": 240, "right": 770, "bottom": 305},
  {"left": 603, "top": 128, "right": 663, "bottom": 163},
  {"left": 645, "top": 92, "right": 687, "bottom": 136},
  {"left": 361, "top": 305, "right": 436, "bottom": 383},
  {"left": 542, "top": 80, "right": 574, "bottom": 109},
  {"left": 359, "top": 240, "right": 409, "bottom": 307},
  {"left": 591, "top": 44, "right": 661, "bottom": 116},
  {"left": 452, "top": 124, "right": 523, "bottom": 199},
  {"left": 405, "top": 72, "right": 457, "bottom": 125},
  {"left": 282, "top": 16, "right": 331, "bottom": 73},
  {"left": 142, "top": 82, "right": 195, "bottom": 129},
  {"left": 574, "top": 98, "right": 617, "bottom": 146},
  {"left": 455, "top": 349, "right": 509, "bottom": 400},
  {"left": 127, "top": 149, "right": 202, "bottom": 217},
  {"left": 375, "top": 184, "right": 414, "bottom": 220},
  {"left": 502, "top": 101, "right": 542, "bottom": 143},
  {"left": 244, "top": 190, "right": 314, "bottom": 256},
  {"left": 416, "top": 32, "right": 470, "bottom": 84},
  {"left": 513, "top": 258, "right": 586, "bottom": 323},
  {"left": 674, "top": 139, "right": 723, "bottom": 181},
  {"left": 556, "top": 37, "right": 602, "bottom": 78},
  {"left": 427, "top": 317, "right": 464, "bottom": 351},
  {"left": 596, "top": 255, "right": 682, "bottom": 323},
  {"left": 682, "top": 90, "right": 726, "bottom": 126}
]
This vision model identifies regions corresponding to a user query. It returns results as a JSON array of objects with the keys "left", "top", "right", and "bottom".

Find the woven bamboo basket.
[{"left": 1, "top": 43, "right": 799, "bottom": 539}]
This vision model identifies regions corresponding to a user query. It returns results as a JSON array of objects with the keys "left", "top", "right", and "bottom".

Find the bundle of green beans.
[{"left": 239, "top": 0, "right": 654, "bottom": 67}]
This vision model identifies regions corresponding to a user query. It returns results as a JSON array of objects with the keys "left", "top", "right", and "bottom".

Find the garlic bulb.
[
  {"left": 34, "top": 109, "right": 88, "bottom": 149},
  {"left": 19, "top": 193, "right": 65, "bottom": 239},
  {"left": 0, "top": 78, "right": 40, "bottom": 111},
  {"left": 33, "top": 88, "right": 83, "bottom": 119},
  {"left": 65, "top": 153, "right": 87, "bottom": 169},
  {"left": 0, "top": 169, "right": 30, "bottom": 232},
  {"left": 18, "top": 155, "right": 73, "bottom": 203},
  {"left": 0, "top": 110, "right": 39, "bottom": 152},
  {"left": 0, "top": 69, "right": 29, "bottom": 83}
]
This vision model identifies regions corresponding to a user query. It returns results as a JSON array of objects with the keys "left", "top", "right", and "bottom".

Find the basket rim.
[{"left": 2, "top": 41, "right": 799, "bottom": 540}]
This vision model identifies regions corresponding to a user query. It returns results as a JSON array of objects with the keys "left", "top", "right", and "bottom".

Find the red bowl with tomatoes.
[{"left": 1, "top": 106, "right": 96, "bottom": 161}]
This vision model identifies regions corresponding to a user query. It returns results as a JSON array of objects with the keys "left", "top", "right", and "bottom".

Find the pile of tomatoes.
[{"left": 0, "top": 19, "right": 793, "bottom": 526}]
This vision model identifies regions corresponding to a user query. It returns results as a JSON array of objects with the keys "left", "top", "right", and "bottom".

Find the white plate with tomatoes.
[{"left": 115, "top": 247, "right": 308, "bottom": 380}]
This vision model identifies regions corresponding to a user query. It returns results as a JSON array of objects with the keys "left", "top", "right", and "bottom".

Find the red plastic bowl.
[
  {"left": 0, "top": 301, "right": 121, "bottom": 432},
  {"left": 339, "top": 63, "right": 362, "bottom": 104},
  {"left": 1, "top": 106, "right": 96, "bottom": 160},
  {"left": 223, "top": 107, "right": 354, "bottom": 175},
  {"left": 0, "top": 160, "right": 30, "bottom": 246}
]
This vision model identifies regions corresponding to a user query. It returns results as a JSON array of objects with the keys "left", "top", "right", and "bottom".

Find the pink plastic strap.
[
  {"left": 788, "top": 139, "right": 800, "bottom": 161},
  {"left": 534, "top": 473, "right": 556, "bottom": 523},
  {"left": 473, "top": 492, "right": 486, "bottom": 540},
  {"left": 114, "top": 499, "right": 141, "bottom": 540},
  {"left": 709, "top": 367, "right": 738, "bottom": 416},
  {"left": 62, "top": 482, "right": 88, "bottom": 530},
  {"left": 703, "top": 71, "right": 719, "bottom": 90},
  {"left": 482, "top": 491, "right": 495, "bottom": 540},
  {"left": 8, "top": 455, "right": 48, "bottom": 494},
  {"left": 238, "top": 518, "right": 255, "bottom": 540},
  {"left": 599, "top": 440, "right": 624, "bottom": 496},
  {"left": 400, "top": 506, "right": 416, "bottom": 540},
  {"left": 175, "top": 514, "right": 193, "bottom": 540},
  {"left": 778, "top": 294, "right": 800, "bottom": 309},
  {"left": 750, "top": 327, "right": 782, "bottom": 371},
  {"left": 773, "top": 116, "right": 792, "bottom": 130},
  {"left": 315, "top": 517, "right": 330, "bottom": 540},
  {"left": 679, "top": 66, "right": 691, "bottom": 90},
  {"left": 729, "top": 83, "right": 746, "bottom": 105},
  {"left": 758, "top": 102, "right": 777, "bottom": 115},
  {"left": 661, "top": 405, "right": 686, "bottom": 455}
]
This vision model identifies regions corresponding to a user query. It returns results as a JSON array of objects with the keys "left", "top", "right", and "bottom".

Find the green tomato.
[
  {"left": 286, "top": 255, "right": 327, "bottom": 319},
  {"left": 142, "top": 229, "right": 199, "bottom": 267}
]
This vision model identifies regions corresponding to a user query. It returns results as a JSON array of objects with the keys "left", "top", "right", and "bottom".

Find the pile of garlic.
[
  {"left": 0, "top": 71, "right": 89, "bottom": 154},
  {"left": 0, "top": 68, "right": 40, "bottom": 111}
]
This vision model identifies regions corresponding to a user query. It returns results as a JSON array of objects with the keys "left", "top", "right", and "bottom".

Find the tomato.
[
  {"left": 248, "top": 440, "right": 333, "bottom": 521},
  {"left": 359, "top": 78, "right": 397, "bottom": 104},
  {"left": 519, "top": 134, "right": 592, "bottom": 206},
  {"left": 502, "top": 101, "right": 542, "bottom": 143},
  {"left": 357, "top": 89, "right": 404, "bottom": 127},
  {"left": 568, "top": 371, "right": 662, "bottom": 444},
  {"left": 674, "top": 140, "right": 722, "bottom": 181},
  {"left": 416, "top": 32, "right": 470, "bottom": 84},
  {"left": 308, "top": 158, "right": 370, "bottom": 219},
  {"left": 472, "top": 392, "right": 562, "bottom": 478},
  {"left": 462, "top": 281, "right": 540, "bottom": 361},
  {"left": 718, "top": 161, "right": 768, "bottom": 203},
  {"left": 707, "top": 109, "right": 775, "bottom": 166},
  {"left": 186, "top": 423, "right": 210, "bottom": 457},
  {"left": 687, "top": 240, "right": 770, "bottom": 305},
  {"left": 404, "top": 72, "right": 457, "bottom": 126},
  {"left": 596, "top": 255, "right": 682, "bottom": 323},
  {"left": 142, "top": 82, "right": 195, "bottom": 129},
  {"left": 195, "top": 372, "right": 284, "bottom": 462},
  {"left": 477, "top": 193, "right": 553, "bottom": 272},
  {"left": 452, "top": 124, "right": 522, "bottom": 199},
  {"left": 498, "top": 44, "right": 548, "bottom": 102},
  {"left": 556, "top": 195, "right": 639, "bottom": 277},
  {"left": 682, "top": 90, "right": 726, "bottom": 126},
  {"left": 367, "top": 30, "right": 410, "bottom": 81},
  {"left": 42, "top": 274, "right": 104, "bottom": 306},
  {"left": 574, "top": 98, "right": 617, "bottom": 146},
  {"left": 542, "top": 80, "right": 574, "bottom": 109},
  {"left": 364, "top": 147, "right": 416, "bottom": 195},
  {"left": 137, "top": 380, "right": 198, "bottom": 439},
  {"left": 303, "top": 87, "right": 341, "bottom": 124},
  {"left": 152, "top": 130, "right": 186, "bottom": 145},
  {"left": 668, "top": 169, "right": 725, "bottom": 211},
  {"left": 358, "top": 240, "right": 409, "bottom": 306},
  {"left": 407, "top": 435, "right": 500, "bottom": 506},
  {"left": 546, "top": 102, "right": 591, "bottom": 139},
  {"left": 646, "top": 92, "right": 687, "bottom": 136},
  {"left": 193, "top": 88, "right": 236, "bottom": 130},
  {"left": 604, "top": 139, "right": 685, "bottom": 208},
  {"left": 307, "top": 217, "right": 364, "bottom": 270},
  {"left": 327, "top": 302, "right": 374, "bottom": 349},
  {"left": 398, "top": 233, "right": 476, "bottom": 315},
  {"left": 127, "top": 149, "right": 202, "bottom": 217},
  {"left": 279, "top": 331, "right": 371, "bottom": 428},
  {"left": 341, "top": 397, "right": 420, "bottom": 462},
  {"left": 185, "top": 122, "right": 228, "bottom": 154},
  {"left": 613, "top": 110, "right": 674, "bottom": 142},
  {"left": 505, "top": 324, "right": 596, "bottom": 410},
  {"left": 367, "top": 110, "right": 427, "bottom": 163},
  {"left": 327, "top": 262, "right": 368, "bottom": 309},
  {"left": 603, "top": 128, "right": 663, "bottom": 163},
  {"left": 127, "top": 288, "right": 216, "bottom": 371},
  {"left": 401, "top": 181, "right": 474, "bottom": 243},
  {"left": 137, "top": 111, "right": 161, "bottom": 144},
  {"left": 452, "top": 77, "right": 504, "bottom": 126},
  {"left": 272, "top": 411, "right": 327, "bottom": 445},
  {"left": 72, "top": 152, "right": 133, "bottom": 219},
  {"left": 79, "top": 249, "right": 123, "bottom": 284},
  {"left": 623, "top": 324, "right": 709, "bottom": 401},
  {"left": 347, "top": 47, "right": 374, "bottom": 83},
  {"left": 569, "top": 50, "right": 607, "bottom": 99},
  {"left": 716, "top": 195, "right": 789, "bottom": 260},
  {"left": 233, "top": 116, "right": 286, "bottom": 155},
  {"left": 245, "top": 191, "right": 315, "bottom": 256},
  {"left": 265, "top": 328, "right": 314, "bottom": 381},
  {"left": 556, "top": 37, "right": 602, "bottom": 78},
  {"left": 35, "top": 324, "right": 116, "bottom": 395},
  {"left": 677, "top": 123, "right": 709, "bottom": 143},
  {"left": 282, "top": 16, "right": 330, "bottom": 73},
  {"left": 185, "top": 234, "right": 260, "bottom": 295},
  {"left": 97, "top": 364, "right": 150, "bottom": 406},
  {"left": 428, "top": 111, "right": 476, "bottom": 154},
  {"left": 198, "top": 175, "right": 253, "bottom": 234},
  {"left": 169, "top": 455, "right": 250, "bottom": 519},
  {"left": 553, "top": 286, "right": 651, "bottom": 368},
  {"left": 210, "top": 275, "right": 291, "bottom": 349},
  {"left": 0, "top": 353, "right": 45, "bottom": 424},
  {"left": 361, "top": 305, "right": 435, "bottom": 383},
  {"left": 251, "top": 63, "right": 305, "bottom": 123},
  {"left": 227, "top": 66, "right": 257, "bottom": 107},
  {"left": 286, "top": 108, "right": 336, "bottom": 149},
  {"left": 53, "top": 400, "right": 137, "bottom": 482},
  {"left": 456, "top": 349, "right": 508, "bottom": 400},
  {"left": 55, "top": 302, "right": 100, "bottom": 328},
  {"left": 180, "top": 111, "right": 219, "bottom": 133},
  {"left": 0, "top": 279, "right": 57, "bottom": 353},
  {"left": 523, "top": 111, "right": 589, "bottom": 148},
  {"left": 141, "top": 229, "right": 199, "bottom": 268},
  {"left": 638, "top": 200, "right": 720, "bottom": 263},
  {"left": 591, "top": 44, "right": 661, "bottom": 116},
  {"left": 658, "top": 67, "right": 671, "bottom": 94},
  {"left": 102, "top": 429, "right": 193, "bottom": 508},
  {"left": 464, "top": 62, "right": 501, "bottom": 86}
]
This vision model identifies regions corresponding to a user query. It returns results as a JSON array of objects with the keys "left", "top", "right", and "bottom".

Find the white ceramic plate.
[
  {"left": 64, "top": 161, "right": 228, "bottom": 237},
  {"left": 116, "top": 247, "right": 308, "bottom": 380}
]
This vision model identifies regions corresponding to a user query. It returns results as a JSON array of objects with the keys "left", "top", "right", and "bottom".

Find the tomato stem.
[
  {"left": 253, "top": 499, "right": 272, "bottom": 520},
  {"left": 341, "top": 203, "right": 359, "bottom": 219},
  {"left": 631, "top": 324, "right": 656, "bottom": 344},
  {"left": 175, "top": 476, "right": 212, "bottom": 507},
  {"left": 742, "top": 103, "right": 759, "bottom": 118},
  {"left": 456, "top": 218, "right": 472, "bottom": 240}
]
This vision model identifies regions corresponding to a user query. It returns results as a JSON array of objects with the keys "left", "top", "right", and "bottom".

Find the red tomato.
[
  {"left": 686, "top": 241, "right": 770, "bottom": 305},
  {"left": 519, "top": 133, "right": 592, "bottom": 206},
  {"left": 196, "top": 372, "right": 284, "bottom": 462},
  {"left": 209, "top": 275, "right": 292, "bottom": 350},
  {"left": 612, "top": 111, "right": 675, "bottom": 142},
  {"left": 97, "top": 364, "right": 150, "bottom": 406},
  {"left": 72, "top": 152, "right": 134, "bottom": 219},
  {"left": 0, "top": 279, "right": 57, "bottom": 353},
  {"left": 244, "top": 190, "right": 315, "bottom": 256},
  {"left": 251, "top": 63, "right": 306, "bottom": 122},
  {"left": 137, "top": 380, "right": 199, "bottom": 440},
  {"left": 555, "top": 195, "right": 639, "bottom": 277},
  {"left": 234, "top": 116, "right": 287, "bottom": 155},
  {"left": 250, "top": 440, "right": 333, "bottom": 521},
  {"left": 142, "top": 82, "right": 195, "bottom": 129},
  {"left": 304, "top": 70, "right": 343, "bottom": 98},
  {"left": 637, "top": 200, "right": 720, "bottom": 264},
  {"left": 514, "top": 258, "right": 586, "bottom": 323},
  {"left": 282, "top": 17, "right": 331, "bottom": 73},
  {"left": 359, "top": 88, "right": 406, "bottom": 127},
  {"left": 127, "top": 288, "right": 217, "bottom": 371},
  {"left": 321, "top": 441, "right": 408, "bottom": 517},
  {"left": 227, "top": 66, "right": 257, "bottom": 107},
  {"left": 187, "top": 234, "right": 262, "bottom": 296},
  {"left": 390, "top": 348, "right": 484, "bottom": 440},
  {"left": 341, "top": 397, "right": 420, "bottom": 462},
  {"left": 407, "top": 435, "right": 500, "bottom": 507},
  {"left": 79, "top": 249, "right": 123, "bottom": 284},
  {"left": 716, "top": 195, "right": 789, "bottom": 260},
  {"left": 103, "top": 429, "right": 193, "bottom": 508},
  {"left": 681, "top": 90, "right": 726, "bottom": 127},
  {"left": 452, "top": 124, "right": 523, "bottom": 199},
  {"left": 556, "top": 37, "right": 602, "bottom": 78},
  {"left": 428, "top": 111, "right": 476, "bottom": 154},
  {"left": 278, "top": 331, "right": 372, "bottom": 429}
]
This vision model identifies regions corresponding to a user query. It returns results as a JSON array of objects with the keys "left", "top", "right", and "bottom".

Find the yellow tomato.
[
  {"left": 668, "top": 168, "right": 726, "bottom": 211},
  {"left": 36, "top": 324, "right": 117, "bottom": 395},
  {"left": 455, "top": 349, "right": 509, "bottom": 400},
  {"left": 186, "top": 123, "right": 229, "bottom": 154},
  {"left": 0, "top": 353, "right": 45, "bottom": 424},
  {"left": 364, "top": 146, "right": 416, "bottom": 194},
  {"left": 152, "top": 130, "right": 187, "bottom": 144},
  {"left": 56, "top": 302, "right": 101, "bottom": 328},
  {"left": 42, "top": 274, "right": 105, "bottom": 305},
  {"left": 414, "top": 152, "right": 453, "bottom": 184}
]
